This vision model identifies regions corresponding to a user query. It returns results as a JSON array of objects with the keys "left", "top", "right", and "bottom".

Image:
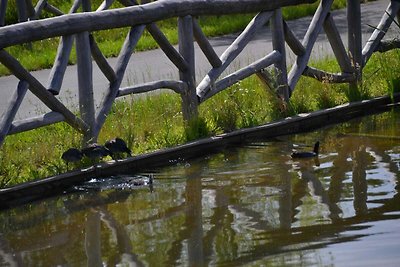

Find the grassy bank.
[
  {"left": 1, "top": 48, "right": 399, "bottom": 187},
  {"left": 0, "top": 0, "right": 346, "bottom": 76}
]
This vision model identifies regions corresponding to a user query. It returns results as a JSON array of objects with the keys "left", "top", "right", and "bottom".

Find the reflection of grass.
[
  {"left": 0, "top": 0, "right": 346, "bottom": 75},
  {"left": 1, "top": 48, "right": 398, "bottom": 187}
]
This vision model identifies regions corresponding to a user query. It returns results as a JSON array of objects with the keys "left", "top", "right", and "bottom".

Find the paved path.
[{"left": 0, "top": 0, "right": 397, "bottom": 119}]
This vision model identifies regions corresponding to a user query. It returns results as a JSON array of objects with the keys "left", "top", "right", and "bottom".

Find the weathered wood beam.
[
  {"left": 0, "top": 50, "right": 88, "bottom": 133},
  {"left": 347, "top": 0, "right": 362, "bottom": 92},
  {"left": 283, "top": 20, "right": 305, "bottom": 56},
  {"left": 197, "top": 11, "right": 273, "bottom": 99},
  {"left": 178, "top": 15, "right": 198, "bottom": 121},
  {"left": 89, "top": 34, "right": 117, "bottom": 82},
  {"left": 16, "top": 0, "right": 28, "bottom": 22},
  {"left": 256, "top": 69, "right": 278, "bottom": 92},
  {"left": 146, "top": 22, "right": 188, "bottom": 72},
  {"left": 202, "top": 50, "right": 281, "bottom": 102},
  {"left": 24, "top": 0, "right": 35, "bottom": 18},
  {"left": 44, "top": 3, "right": 64, "bottom": 16},
  {"left": 33, "top": 0, "right": 47, "bottom": 20},
  {"left": 323, "top": 12, "right": 353, "bottom": 73},
  {"left": 8, "top": 112, "right": 65, "bottom": 135},
  {"left": 375, "top": 38, "right": 400, "bottom": 52},
  {"left": 192, "top": 18, "right": 222, "bottom": 68},
  {"left": 76, "top": 31, "right": 96, "bottom": 143},
  {"left": 118, "top": 80, "right": 186, "bottom": 96},
  {"left": 70, "top": 0, "right": 82, "bottom": 13},
  {"left": 0, "top": 81, "right": 28, "bottom": 145},
  {"left": 0, "top": 0, "right": 317, "bottom": 49},
  {"left": 47, "top": 35, "right": 74, "bottom": 95},
  {"left": 302, "top": 66, "right": 356, "bottom": 83},
  {"left": 95, "top": 25, "right": 145, "bottom": 136},
  {"left": 362, "top": 1, "right": 400, "bottom": 66},
  {"left": 97, "top": 0, "right": 115, "bottom": 11},
  {"left": 288, "top": 0, "right": 333, "bottom": 93},
  {"left": 271, "top": 8, "right": 289, "bottom": 101},
  {"left": 0, "top": 0, "right": 7, "bottom": 26}
]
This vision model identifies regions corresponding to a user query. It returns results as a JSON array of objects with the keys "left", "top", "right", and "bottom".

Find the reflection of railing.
[
  {"left": 0, "top": 0, "right": 399, "bottom": 146},
  {"left": 0, "top": 133, "right": 399, "bottom": 265}
]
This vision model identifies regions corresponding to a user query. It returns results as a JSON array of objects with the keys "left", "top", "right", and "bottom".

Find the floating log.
[
  {"left": 288, "top": 0, "right": 333, "bottom": 93},
  {"left": 362, "top": 1, "right": 400, "bottom": 66},
  {"left": 323, "top": 12, "right": 353, "bottom": 73},
  {"left": 0, "top": 50, "right": 88, "bottom": 133},
  {"left": 0, "top": 81, "right": 28, "bottom": 145},
  {"left": 192, "top": 18, "right": 222, "bottom": 68},
  {"left": 196, "top": 11, "right": 273, "bottom": 99},
  {"left": 0, "top": 0, "right": 317, "bottom": 49},
  {"left": 8, "top": 111, "right": 65, "bottom": 135},
  {"left": 302, "top": 66, "right": 356, "bottom": 83},
  {"left": 117, "top": 80, "right": 186, "bottom": 96},
  {"left": 202, "top": 50, "right": 281, "bottom": 101},
  {"left": 339, "top": 133, "right": 400, "bottom": 140}
]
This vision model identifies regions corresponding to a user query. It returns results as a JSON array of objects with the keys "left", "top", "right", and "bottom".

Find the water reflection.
[{"left": 0, "top": 110, "right": 400, "bottom": 266}]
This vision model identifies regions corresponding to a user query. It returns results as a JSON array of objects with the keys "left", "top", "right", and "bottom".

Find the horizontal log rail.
[{"left": 0, "top": 0, "right": 399, "bottom": 149}]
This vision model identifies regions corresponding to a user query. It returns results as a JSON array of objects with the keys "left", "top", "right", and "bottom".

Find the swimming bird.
[
  {"left": 105, "top": 137, "right": 132, "bottom": 160},
  {"left": 61, "top": 148, "right": 83, "bottom": 170},
  {"left": 82, "top": 143, "right": 111, "bottom": 163},
  {"left": 291, "top": 141, "right": 320, "bottom": 158}
]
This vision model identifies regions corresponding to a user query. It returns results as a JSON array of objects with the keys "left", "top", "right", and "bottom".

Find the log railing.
[{"left": 0, "top": 0, "right": 399, "bottom": 146}]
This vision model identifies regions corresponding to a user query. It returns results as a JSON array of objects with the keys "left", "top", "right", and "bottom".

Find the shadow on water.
[{"left": 0, "top": 109, "right": 399, "bottom": 266}]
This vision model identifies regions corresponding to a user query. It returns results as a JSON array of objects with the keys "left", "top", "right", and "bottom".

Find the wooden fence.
[{"left": 0, "top": 0, "right": 399, "bottom": 146}]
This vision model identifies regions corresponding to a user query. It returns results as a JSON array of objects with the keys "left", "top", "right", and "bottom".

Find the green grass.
[
  {"left": 0, "top": 0, "right": 347, "bottom": 75},
  {"left": 1, "top": 48, "right": 399, "bottom": 187}
]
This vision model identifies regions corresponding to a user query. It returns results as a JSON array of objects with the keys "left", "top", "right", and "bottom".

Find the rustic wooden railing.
[{"left": 0, "top": 0, "right": 399, "bottom": 146}]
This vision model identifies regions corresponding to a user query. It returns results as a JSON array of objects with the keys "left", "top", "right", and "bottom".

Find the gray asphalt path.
[{"left": 0, "top": 0, "right": 397, "bottom": 119}]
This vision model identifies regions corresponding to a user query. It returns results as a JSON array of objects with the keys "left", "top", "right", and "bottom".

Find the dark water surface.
[{"left": 1, "top": 110, "right": 400, "bottom": 266}]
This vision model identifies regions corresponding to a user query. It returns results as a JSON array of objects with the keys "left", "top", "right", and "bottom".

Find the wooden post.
[
  {"left": 0, "top": 50, "right": 88, "bottom": 134},
  {"left": 192, "top": 18, "right": 222, "bottom": 68},
  {"left": 0, "top": 0, "right": 7, "bottom": 26},
  {"left": 287, "top": 0, "right": 333, "bottom": 93},
  {"left": 271, "top": 8, "right": 289, "bottom": 101},
  {"left": 47, "top": 35, "right": 74, "bottom": 95},
  {"left": 16, "top": 0, "right": 28, "bottom": 22},
  {"left": 0, "top": 81, "right": 28, "bottom": 145},
  {"left": 347, "top": 0, "right": 362, "bottom": 95},
  {"left": 76, "top": 31, "right": 95, "bottom": 144},
  {"left": 362, "top": 2, "right": 400, "bottom": 66},
  {"left": 178, "top": 15, "right": 198, "bottom": 122},
  {"left": 323, "top": 12, "right": 353, "bottom": 73},
  {"left": 95, "top": 25, "right": 145, "bottom": 136}
]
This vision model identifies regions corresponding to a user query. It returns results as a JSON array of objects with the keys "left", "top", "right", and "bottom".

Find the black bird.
[
  {"left": 291, "top": 141, "right": 320, "bottom": 158},
  {"left": 61, "top": 148, "right": 83, "bottom": 170},
  {"left": 105, "top": 137, "right": 132, "bottom": 160},
  {"left": 82, "top": 143, "right": 111, "bottom": 163}
]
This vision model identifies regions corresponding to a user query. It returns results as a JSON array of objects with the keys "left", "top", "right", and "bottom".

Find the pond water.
[{"left": 1, "top": 109, "right": 400, "bottom": 266}]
